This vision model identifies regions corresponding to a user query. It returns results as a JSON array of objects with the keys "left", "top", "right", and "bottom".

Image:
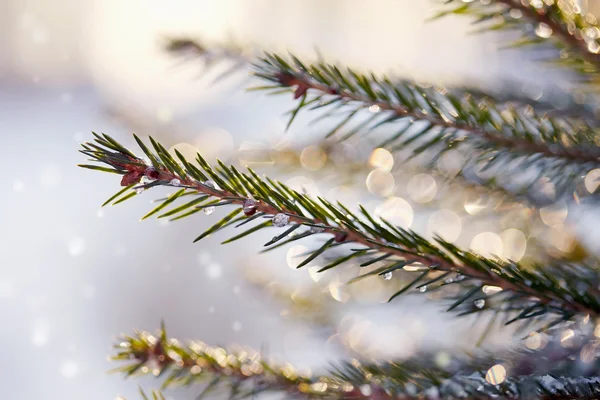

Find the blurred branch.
[
  {"left": 252, "top": 52, "right": 600, "bottom": 199},
  {"left": 115, "top": 323, "right": 600, "bottom": 399},
  {"left": 435, "top": 0, "right": 600, "bottom": 84},
  {"left": 165, "top": 37, "right": 254, "bottom": 85}
]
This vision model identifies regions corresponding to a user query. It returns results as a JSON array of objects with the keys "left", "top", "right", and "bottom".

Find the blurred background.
[{"left": 0, "top": 0, "right": 595, "bottom": 398}]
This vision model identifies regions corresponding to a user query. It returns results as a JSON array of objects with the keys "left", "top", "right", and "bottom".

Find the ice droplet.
[
  {"left": 419, "top": 285, "right": 427, "bottom": 292},
  {"left": 170, "top": 179, "right": 181, "bottom": 186},
  {"left": 474, "top": 299, "right": 486, "bottom": 309},
  {"left": 203, "top": 206, "right": 215, "bottom": 215},
  {"left": 382, "top": 271, "right": 392, "bottom": 281},
  {"left": 272, "top": 213, "right": 290, "bottom": 227},
  {"left": 243, "top": 198, "right": 258, "bottom": 216}
]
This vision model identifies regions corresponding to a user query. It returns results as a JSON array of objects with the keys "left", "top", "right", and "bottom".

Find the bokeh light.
[
  {"left": 485, "top": 364, "right": 506, "bottom": 385},
  {"left": 374, "top": 197, "right": 413, "bottom": 228},
  {"left": 407, "top": 173, "right": 437, "bottom": 203},
  {"left": 585, "top": 168, "right": 600, "bottom": 193},
  {"left": 300, "top": 145, "right": 327, "bottom": 171},
  {"left": 539, "top": 202, "right": 568, "bottom": 227},
  {"left": 499, "top": 229, "right": 527, "bottom": 261},
  {"left": 427, "top": 209, "right": 461, "bottom": 242},
  {"left": 470, "top": 232, "right": 503, "bottom": 257},
  {"left": 366, "top": 168, "right": 395, "bottom": 196},
  {"left": 368, "top": 148, "right": 394, "bottom": 171},
  {"left": 437, "top": 150, "right": 464, "bottom": 178}
]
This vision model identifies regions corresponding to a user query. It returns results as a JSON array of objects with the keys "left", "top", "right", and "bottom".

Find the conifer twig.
[{"left": 79, "top": 133, "right": 600, "bottom": 326}]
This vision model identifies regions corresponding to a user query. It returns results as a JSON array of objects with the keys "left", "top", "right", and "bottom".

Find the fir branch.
[
  {"left": 79, "top": 133, "right": 600, "bottom": 326},
  {"left": 251, "top": 53, "right": 600, "bottom": 198},
  {"left": 113, "top": 324, "right": 600, "bottom": 399},
  {"left": 436, "top": 0, "right": 600, "bottom": 81}
]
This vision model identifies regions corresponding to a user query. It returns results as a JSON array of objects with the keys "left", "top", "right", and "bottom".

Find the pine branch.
[
  {"left": 79, "top": 133, "right": 600, "bottom": 327},
  {"left": 435, "top": 0, "right": 600, "bottom": 81},
  {"left": 113, "top": 324, "right": 600, "bottom": 399},
  {"left": 251, "top": 53, "right": 600, "bottom": 198}
]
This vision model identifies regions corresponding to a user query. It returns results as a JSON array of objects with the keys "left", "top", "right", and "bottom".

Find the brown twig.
[{"left": 115, "top": 156, "right": 599, "bottom": 317}]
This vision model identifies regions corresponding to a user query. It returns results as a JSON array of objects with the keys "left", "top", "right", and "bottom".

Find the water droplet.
[
  {"left": 272, "top": 213, "right": 290, "bottom": 227},
  {"left": 419, "top": 285, "right": 427, "bottom": 292},
  {"left": 135, "top": 186, "right": 144, "bottom": 195},
  {"left": 474, "top": 299, "right": 485, "bottom": 309},
  {"left": 382, "top": 272, "right": 392, "bottom": 281},
  {"left": 203, "top": 206, "right": 215, "bottom": 215},
  {"left": 445, "top": 277, "right": 454, "bottom": 284},
  {"left": 243, "top": 199, "right": 258, "bottom": 216},
  {"left": 170, "top": 179, "right": 181, "bottom": 186}
]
